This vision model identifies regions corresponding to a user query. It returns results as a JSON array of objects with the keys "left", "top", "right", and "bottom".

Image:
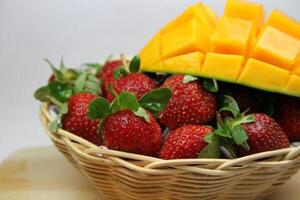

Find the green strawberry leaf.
[
  {"left": 44, "top": 59, "right": 64, "bottom": 81},
  {"left": 231, "top": 114, "right": 255, "bottom": 128},
  {"left": 34, "top": 85, "right": 50, "bottom": 102},
  {"left": 110, "top": 98, "right": 121, "bottom": 114},
  {"left": 232, "top": 125, "right": 249, "bottom": 150},
  {"left": 113, "top": 67, "right": 128, "bottom": 80},
  {"left": 74, "top": 72, "right": 88, "bottom": 93},
  {"left": 183, "top": 75, "right": 198, "bottom": 84},
  {"left": 85, "top": 74, "right": 101, "bottom": 95},
  {"left": 203, "top": 78, "right": 218, "bottom": 93},
  {"left": 199, "top": 134, "right": 220, "bottom": 158},
  {"left": 83, "top": 63, "right": 103, "bottom": 75},
  {"left": 119, "top": 91, "right": 139, "bottom": 112},
  {"left": 48, "top": 81, "right": 74, "bottom": 103},
  {"left": 220, "top": 95, "right": 240, "bottom": 117},
  {"left": 134, "top": 107, "right": 150, "bottom": 122},
  {"left": 129, "top": 55, "right": 140, "bottom": 73},
  {"left": 88, "top": 97, "right": 111, "bottom": 120},
  {"left": 139, "top": 88, "right": 172, "bottom": 114}
]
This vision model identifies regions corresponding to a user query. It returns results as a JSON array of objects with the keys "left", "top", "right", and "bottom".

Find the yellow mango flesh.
[
  {"left": 251, "top": 26, "right": 300, "bottom": 70},
  {"left": 155, "top": 52, "right": 205, "bottom": 75},
  {"left": 238, "top": 59, "right": 289, "bottom": 92},
  {"left": 139, "top": 33, "right": 161, "bottom": 70},
  {"left": 202, "top": 53, "right": 244, "bottom": 82},
  {"left": 224, "top": 0, "right": 265, "bottom": 35},
  {"left": 139, "top": 1, "right": 300, "bottom": 97},
  {"left": 266, "top": 10, "right": 300, "bottom": 40},
  {"left": 285, "top": 75, "right": 300, "bottom": 96},
  {"left": 211, "top": 17, "right": 255, "bottom": 55},
  {"left": 161, "top": 18, "right": 210, "bottom": 59}
]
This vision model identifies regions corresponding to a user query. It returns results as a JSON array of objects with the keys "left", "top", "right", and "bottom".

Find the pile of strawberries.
[{"left": 35, "top": 56, "right": 300, "bottom": 160}]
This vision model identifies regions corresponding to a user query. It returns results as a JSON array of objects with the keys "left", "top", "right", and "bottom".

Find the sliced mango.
[
  {"left": 202, "top": 53, "right": 244, "bottom": 82},
  {"left": 161, "top": 18, "right": 210, "bottom": 59},
  {"left": 292, "top": 65, "right": 300, "bottom": 76},
  {"left": 224, "top": 0, "right": 265, "bottom": 35},
  {"left": 204, "top": 5, "right": 218, "bottom": 24},
  {"left": 160, "top": 52, "right": 205, "bottom": 75},
  {"left": 238, "top": 59, "right": 289, "bottom": 92},
  {"left": 139, "top": 33, "right": 161, "bottom": 70},
  {"left": 285, "top": 75, "right": 300, "bottom": 96},
  {"left": 211, "top": 16, "right": 255, "bottom": 55},
  {"left": 251, "top": 26, "right": 300, "bottom": 70},
  {"left": 161, "top": 2, "right": 215, "bottom": 35},
  {"left": 266, "top": 10, "right": 300, "bottom": 40}
]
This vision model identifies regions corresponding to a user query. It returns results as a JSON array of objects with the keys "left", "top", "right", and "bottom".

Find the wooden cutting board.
[{"left": 0, "top": 146, "right": 300, "bottom": 200}]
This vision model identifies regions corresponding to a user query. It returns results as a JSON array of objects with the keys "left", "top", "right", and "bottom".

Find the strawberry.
[
  {"left": 159, "top": 125, "right": 212, "bottom": 159},
  {"left": 158, "top": 75, "right": 217, "bottom": 130},
  {"left": 107, "top": 73, "right": 157, "bottom": 102},
  {"left": 88, "top": 88, "right": 172, "bottom": 156},
  {"left": 103, "top": 110, "right": 162, "bottom": 156},
  {"left": 97, "top": 60, "right": 123, "bottom": 96},
  {"left": 237, "top": 113, "right": 290, "bottom": 156},
  {"left": 62, "top": 93, "right": 101, "bottom": 145},
  {"left": 275, "top": 96, "right": 300, "bottom": 142}
]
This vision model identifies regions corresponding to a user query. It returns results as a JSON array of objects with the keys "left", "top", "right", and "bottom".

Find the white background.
[{"left": 0, "top": 0, "right": 299, "bottom": 161}]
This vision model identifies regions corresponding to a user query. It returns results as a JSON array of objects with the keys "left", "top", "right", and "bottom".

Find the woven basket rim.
[{"left": 40, "top": 103, "right": 300, "bottom": 175}]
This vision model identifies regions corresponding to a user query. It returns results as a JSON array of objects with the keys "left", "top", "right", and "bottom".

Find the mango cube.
[
  {"left": 251, "top": 26, "right": 300, "bottom": 70},
  {"left": 211, "top": 16, "right": 255, "bottom": 55},
  {"left": 161, "top": 52, "right": 205, "bottom": 75},
  {"left": 266, "top": 10, "right": 300, "bottom": 40},
  {"left": 202, "top": 53, "right": 244, "bottom": 82},
  {"left": 161, "top": 18, "right": 210, "bottom": 59},
  {"left": 140, "top": 33, "right": 161, "bottom": 70},
  {"left": 238, "top": 59, "right": 289, "bottom": 92},
  {"left": 161, "top": 2, "right": 215, "bottom": 35},
  {"left": 285, "top": 75, "right": 300, "bottom": 96},
  {"left": 292, "top": 65, "right": 300, "bottom": 77},
  {"left": 224, "top": 0, "right": 265, "bottom": 35}
]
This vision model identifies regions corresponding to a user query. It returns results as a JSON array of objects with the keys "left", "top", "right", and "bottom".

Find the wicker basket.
[{"left": 40, "top": 103, "right": 300, "bottom": 200}]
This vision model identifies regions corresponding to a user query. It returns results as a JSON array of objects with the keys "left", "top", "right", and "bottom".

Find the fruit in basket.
[
  {"left": 159, "top": 125, "right": 212, "bottom": 159},
  {"left": 158, "top": 74, "right": 216, "bottom": 130},
  {"left": 88, "top": 88, "right": 172, "bottom": 156},
  {"left": 275, "top": 96, "right": 300, "bottom": 142},
  {"left": 62, "top": 93, "right": 101, "bottom": 145},
  {"left": 97, "top": 59, "right": 123, "bottom": 96},
  {"left": 238, "top": 113, "right": 290, "bottom": 156},
  {"left": 139, "top": 0, "right": 300, "bottom": 97},
  {"left": 107, "top": 72, "right": 157, "bottom": 102},
  {"left": 103, "top": 110, "right": 162, "bottom": 156}
]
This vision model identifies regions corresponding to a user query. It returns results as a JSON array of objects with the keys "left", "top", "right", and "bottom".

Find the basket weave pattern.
[{"left": 40, "top": 104, "right": 300, "bottom": 200}]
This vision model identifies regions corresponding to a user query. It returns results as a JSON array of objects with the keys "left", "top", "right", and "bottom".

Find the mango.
[
  {"left": 161, "top": 18, "right": 210, "bottom": 59},
  {"left": 161, "top": 52, "right": 205, "bottom": 75},
  {"left": 202, "top": 53, "right": 244, "bottom": 82},
  {"left": 251, "top": 26, "right": 300, "bottom": 70},
  {"left": 238, "top": 59, "right": 289, "bottom": 92},
  {"left": 285, "top": 75, "right": 300, "bottom": 96},
  {"left": 224, "top": 0, "right": 265, "bottom": 35},
  {"left": 139, "top": 33, "right": 161, "bottom": 70},
  {"left": 211, "top": 16, "right": 255, "bottom": 55},
  {"left": 266, "top": 10, "right": 300, "bottom": 40}
]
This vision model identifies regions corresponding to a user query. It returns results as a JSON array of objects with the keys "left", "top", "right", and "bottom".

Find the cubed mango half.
[
  {"left": 238, "top": 59, "right": 289, "bottom": 92},
  {"left": 161, "top": 52, "right": 205, "bottom": 75},
  {"left": 251, "top": 26, "right": 300, "bottom": 70},
  {"left": 285, "top": 75, "right": 300, "bottom": 96},
  {"left": 140, "top": 33, "right": 161, "bottom": 70},
  {"left": 266, "top": 10, "right": 300, "bottom": 40},
  {"left": 224, "top": 0, "right": 265, "bottom": 35},
  {"left": 211, "top": 16, "right": 255, "bottom": 55},
  {"left": 161, "top": 18, "right": 210, "bottom": 59},
  {"left": 202, "top": 53, "right": 244, "bottom": 82}
]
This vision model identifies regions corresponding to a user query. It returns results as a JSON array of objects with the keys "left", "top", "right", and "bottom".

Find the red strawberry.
[
  {"left": 102, "top": 110, "right": 162, "bottom": 156},
  {"left": 238, "top": 113, "right": 290, "bottom": 156},
  {"left": 275, "top": 96, "right": 300, "bottom": 142},
  {"left": 107, "top": 73, "right": 157, "bottom": 102},
  {"left": 158, "top": 75, "right": 216, "bottom": 130},
  {"left": 62, "top": 93, "right": 101, "bottom": 145},
  {"left": 98, "top": 60, "right": 123, "bottom": 96},
  {"left": 159, "top": 125, "right": 212, "bottom": 159}
]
